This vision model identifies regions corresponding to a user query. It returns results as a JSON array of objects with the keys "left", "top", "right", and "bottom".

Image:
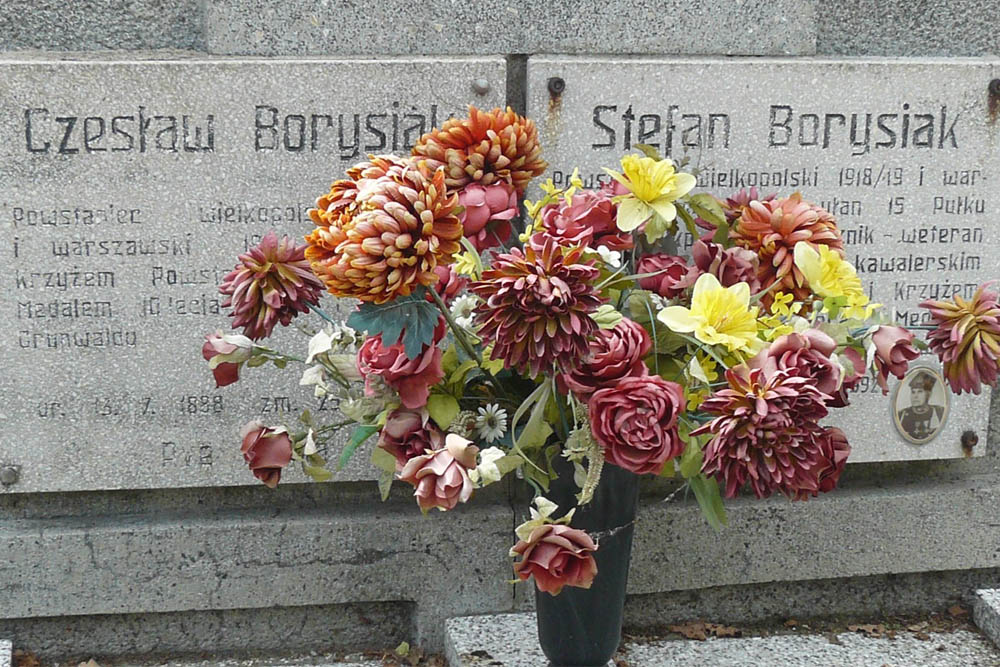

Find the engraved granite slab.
[
  {"left": 0, "top": 56, "right": 506, "bottom": 493},
  {"left": 527, "top": 56, "right": 1000, "bottom": 462}
]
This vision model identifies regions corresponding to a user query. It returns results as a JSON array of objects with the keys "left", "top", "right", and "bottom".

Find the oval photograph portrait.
[{"left": 892, "top": 366, "right": 949, "bottom": 445}]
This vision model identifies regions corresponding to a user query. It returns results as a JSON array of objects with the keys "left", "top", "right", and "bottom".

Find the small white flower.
[
  {"left": 451, "top": 294, "right": 479, "bottom": 329},
  {"left": 299, "top": 364, "right": 325, "bottom": 387},
  {"left": 469, "top": 446, "right": 506, "bottom": 486},
  {"left": 596, "top": 244, "right": 622, "bottom": 268},
  {"left": 330, "top": 323, "right": 359, "bottom": 349},
  {"left": 475, "top": 403, "right": 508, "bottom": 443}
]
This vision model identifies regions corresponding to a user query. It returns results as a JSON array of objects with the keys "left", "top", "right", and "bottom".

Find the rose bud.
[
  {"left": 240, "top": 420, "right": 294, "bottom": 488},
  {"left": 871, "top": 325, "right": 920, "bottom": 394},
  {"left": 398, "top": 434, "right": 479, "bottom": 512},
  {"left": 203, "top": 331, "right": 254, "bottom": 387}
]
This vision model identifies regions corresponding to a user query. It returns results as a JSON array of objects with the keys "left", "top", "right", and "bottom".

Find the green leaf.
[
  {"left": 658, "top": 458, "right": 676, "bottom": 478},
  {"left": 346, "top": 287, "right": 440, "bottom": 360},
  {"left": 426, "top": 394, "right": 460, "bottom": 429},
  {"left": 272, "top": 358, "right": 287, "bottom": 369},
  {"left": 688, "top": 193, "right": 727, "bottom": 227},
  {"left": 634, "top": 143, "right": 663, "bottom": 161},
  {"left": 689, "top": 474, "right": 727, "bottom": 531},
  {"left": 339, "top": 424, "right": 379, "bottom": 470},
  {"left": 643, "top": 214, "right": 671, "bottom": 244},
  {"left": 303, "top": 463, "right": 333, "bottom": 482},
  {"left": 711, "top": 219, "right": 730, "bottom": 245},
  {"left": 675, "top": 204, "right": 698, "bottom": 240},
  {"left": 246, "top": 355, "right": 268, "bottom": 368},
  {"left": 377, "top": 468, "right": 394, "bottom": 501},
  {"left": 448, "top": 359, "right": 478, "bottom": 389},
  {"left": 371, "top": 444, "right": 397, "bottom": 474},
  {"left": 679, "top": 438, "right": 703, "bottom": 479}
]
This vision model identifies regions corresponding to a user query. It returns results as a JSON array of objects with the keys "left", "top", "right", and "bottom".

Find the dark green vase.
[{"left": 535, "top": 460, "right": 640, "bottom": 667}]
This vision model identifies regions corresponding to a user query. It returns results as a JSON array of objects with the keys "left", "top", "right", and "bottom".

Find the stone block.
[
  {"left": 975, "top": 589, "right": 1000, "bottom": 648},
  {"left": 527, "top": 56, "right": 1000, "bottom": 462},
  {"left": 818, "top": 1, "right": 1000, "bottom": 56},
  {"left": 0, "top": 493, "right": 515, "bottom": 652},
  {"left": 0, "top": 55, "right": 505, "bottom": 493},
  {"left": 205, "top": 0, "right": 816, "bottom": 57},
  {"left": 0, "top": 1, "right": 204, "bottom": 51},
  {"left": 629, "top": 477, "right": 1000, "bottom": 594},
  {"left": 0, "top": 639, "right": 9, "bottom": 667}
]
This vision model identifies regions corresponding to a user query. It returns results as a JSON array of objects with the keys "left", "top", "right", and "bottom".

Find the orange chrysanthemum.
[
  {"left": 411, "top": 106, "right": 547, "bottom": 194},
  {"left": 305, "top": 156, "right": 462, "bottom": 304},
  {"left": 730, "top": 193, "right": 843, "bottom": 304}
]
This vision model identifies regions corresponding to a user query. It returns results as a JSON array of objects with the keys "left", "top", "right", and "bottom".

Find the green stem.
[{"left": 308, "top": 303, "right": 338, "bottom": 325}]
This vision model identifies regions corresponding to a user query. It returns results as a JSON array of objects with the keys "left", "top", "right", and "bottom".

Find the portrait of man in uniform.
[{"left": 893, "top": 368, "right": 948, "bottom": 444}]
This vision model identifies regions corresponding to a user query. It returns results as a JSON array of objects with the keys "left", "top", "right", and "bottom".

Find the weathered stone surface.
[
  {"left": 818, "top": 1, "right": 1000, "bottom": 56},
  {"left": 0, "top": 639, "right": 9, "bottom": 667},
  {"left": 0, "top": 1, "right": 204, "bottom": 51},
  {"left": 0, "top": 493, "right": 514, "bottom": 653},
  {"left": 205, "top": 0, "right": 816, "bottom": 57},
  {"left": 527, "top": 56, "right": 1000, "bottom": 462},
  {"left": 0, "top": 56, "right": 505, "bottom": 493},
  {"left": 975, "top": 589, "right": 1000, "bottom": 649},
  {"left": 629, "top": 477, "right": 1000, "bottom": 593}
]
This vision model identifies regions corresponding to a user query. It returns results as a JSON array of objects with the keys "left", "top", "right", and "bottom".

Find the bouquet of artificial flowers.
[{"left": 204, "top": 106, "right": 1000, "bottom": 597}]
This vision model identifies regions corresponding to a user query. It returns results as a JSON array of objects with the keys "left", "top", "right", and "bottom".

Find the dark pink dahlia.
[
  {"left": 694, "top": 365, "right": 831, "bottom": 500},
  {"left": 220, "top": 230, "right": 324, "bottom": 340},
  {"left": 471, "top": 234, "right": 603, "bottom": 377}
]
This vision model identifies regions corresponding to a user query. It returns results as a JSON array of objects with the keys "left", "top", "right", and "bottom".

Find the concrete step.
[
  {"left": 975, "top": 589, "right": 1000, "bottom": 649},
  {"left": 445, "top": 612, "right": 1000, "bottom": 666}
]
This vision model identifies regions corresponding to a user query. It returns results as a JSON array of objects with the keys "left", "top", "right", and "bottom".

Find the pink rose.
[
  {"left": 751, "top": 329, "right": 841, "bottom": 398},
  {"left": 398, "top": 434, "right": 479, "bottom": 512},
  {"left": 636, "top": 254, "right": 696, "bottom": 299},
  {"left": 796, "top": 426, "right": 851, "bottom": 500},
  {"left": 540, "top": 189, "right": 633, "bottom": 251},
  {"left": 378, "top": 408, "right": 444, "bottom": 470},
  {"left": 357, "top": 320, "right": 446, "bottom": 409},
  {"left": 202, "top": 331, "right": 253, "bottom": 387},
  {"left": 240, "top": 420, "right": 293, "bottom": 488},
  {"left": 511, "top": 524, "right": 598, "bottom": 595},
  {"left": 588, "top": 375, "right": 686, "bottom": 475},
  {"left": 458, "top": 182, "right": 517, "bottom": 251},
  {"left": 429, "top": 265, "right": 467, "bottom": 305},
  {"left": 872, "top": 325, "right": 920, "bottom": 394},
  {"left": 558, "top": 317, "right": 650, "bottom": 399},
  {"left": 691, "top": 240, "right": 761, "bottom": 292},
  {"left": 828, "top": 346, "right": 865, "bottom": 408}
]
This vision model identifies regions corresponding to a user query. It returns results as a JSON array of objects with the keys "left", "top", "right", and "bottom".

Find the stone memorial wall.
[
  {"left": 527, "top": 57, "right": 1000, "bottom": 462},
  {"left": 0, "top": 57, "right": 506, "bottom": 493}
]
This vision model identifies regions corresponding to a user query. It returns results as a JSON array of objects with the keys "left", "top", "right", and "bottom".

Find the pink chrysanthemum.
[
  {"left": 922, "top": 284, "right": 1000, "bottom": 395},
  {"left": 694, "top": 365, "right": 832, "bottom": 500},
  {"left": 471, "top": 234, "right": 603, "bottom": 377},
  {"left": 219, "top": 230, "right": 323, "bottom": 340}
]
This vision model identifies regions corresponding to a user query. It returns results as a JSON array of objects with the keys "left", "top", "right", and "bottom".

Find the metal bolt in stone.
[
  {"left": 548, "top": 77, "right": 566, "bottom": 97},
  {"left": 472, "top": 79, "right": 490, "bottom": 95},
  {"left": 961, "top": 430, "right": 979, "bottom": 450},
  {"left": 990, "top": 79, "right": 1000, "bottom": 97},
  {"left": 0, "top": 466, "right": 18, "bottom": 486}
]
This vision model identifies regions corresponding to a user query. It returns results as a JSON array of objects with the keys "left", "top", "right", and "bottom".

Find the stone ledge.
[
  {"left": 974, "top": 589, "right": 1000, "bottom": 648},
  {"left": 204, "top": 0, "right": 816, "bottom": 57}
]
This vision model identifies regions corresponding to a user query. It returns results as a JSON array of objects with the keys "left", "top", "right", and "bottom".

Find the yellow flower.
[
  {"left": 769, "top": 291, "right": 800, "bottom": 317},
  {"left": 793, "top": 242, "right": 879, "bottom": 318},
  {"left": 686, "top": 387, "right": 709, "bottom": 412},
  {"left": 453, "top": 250, "right": 481, "bottom": 278},
  {"left": 604, "top": 154, "right": 696, "bottom": 232},
  {"left": 657, "top": 273, "right": 760, "bottom": 352}
]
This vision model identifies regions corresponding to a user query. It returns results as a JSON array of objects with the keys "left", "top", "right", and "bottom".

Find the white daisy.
[
  {"left": 475, "top": 403, "right": 509, "bottom": 443},
  {"left": 596, "top": 244, "right": 622, "bottom": 268},
  {"left": 451, "top": 293, "right": 479, "bottom": 329}
]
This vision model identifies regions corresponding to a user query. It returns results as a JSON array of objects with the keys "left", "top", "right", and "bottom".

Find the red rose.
[
  {"left": 872, "top": 325, "right": 920, "bottom": 394},
  {"left": 691, "top": 240, "right": 761, "bottom": 292},
  {"left": 240, "top": 420, "right": 293, "bottom": 488},
  {"left": 588, "top": 375, "right": 685, "bottom": 475},
  {"left": 398, "top": 434, "right": 478, "bottom": 512},
  {"left": 458, "top": 182, "right": 517, "bottom": 251},
  {"left": 357, "top": 320, "right": 446, "bottom": 409},
  {"left": 511, "top": 524, "right": 598, "bottom": 595},
  {"left": 636, "top": 254, "right": 696, "bottom": 299},
  {"left": 429, "top": 265, "right": 467, "bottom": 305},
  {"left": 558, "top": 317, "right": 650, "bottom": 399},
  {"left": 539, "top": 188, "right": 633, "bottom": 251},
  {"left": 378, "top": 408, "right": 444, "bottom": 470},
  {"left": 751, "top": 329, "right": 841, "bottom": 398}
]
